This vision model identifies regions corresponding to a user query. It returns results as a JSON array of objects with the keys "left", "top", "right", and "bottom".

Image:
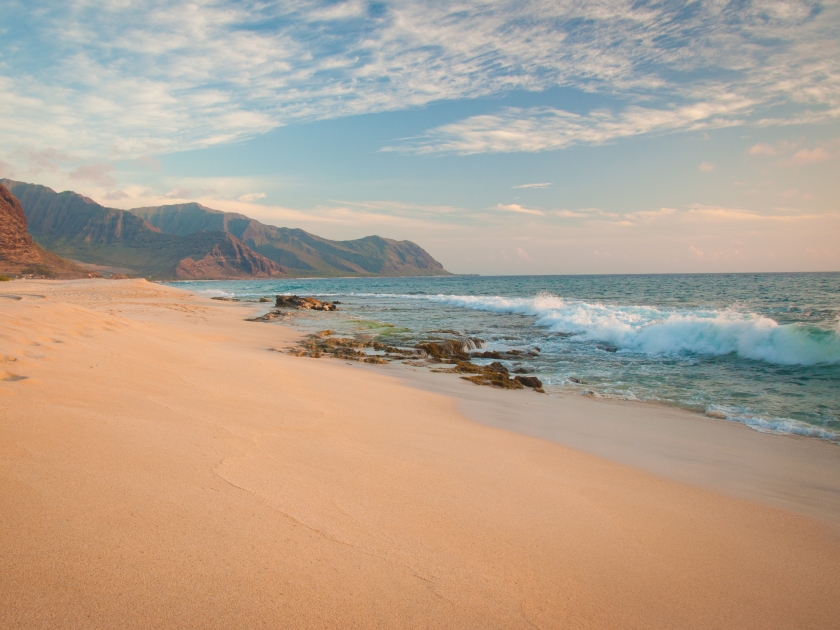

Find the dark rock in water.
[
  {"left": 513, "top": 368, "right": 531, "bottom": 374},
  {"left": 285, "top": 330, "right": 392, "bottom": 363},
  {"left": 486, "top": 361, "right": 509, "bottom": 375},
  {"left": 275, "top": 295, "right": 338, "bottom": 311},
  {"left": 596, "top": 344, "right": 619, "bottom": 353},
  {"left": 211, "top": 296, "right": 240, "bottom": 301},
  {"left": 569, "top": 377, "right": 582, "bottom": 384},
  {"left": 514, "top": 375, "right": 543, "bottom": 389},
  {"left": 259, "top": 297, "right": 272, "bottom": 303},
  {"left": 247, "top": 310, "right": 287, "bottom": 322},
  {"left": 474, "top": 350, "right": 504, "bottom": 359},
  {"left": 416, "top": 338, "right": 484, "bottom": 360}
]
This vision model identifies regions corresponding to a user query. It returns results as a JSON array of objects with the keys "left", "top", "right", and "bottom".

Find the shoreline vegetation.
[{"left": 2, "top": 278, "right": 839, "bottom": 628}]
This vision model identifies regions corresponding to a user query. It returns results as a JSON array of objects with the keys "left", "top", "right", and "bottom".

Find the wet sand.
[{"left": 2, "top": 279, "right": 839, "bottom": 629}]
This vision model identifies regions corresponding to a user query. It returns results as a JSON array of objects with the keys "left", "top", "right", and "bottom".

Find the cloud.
[
  {"left": 385, "top": 97, "right": 754, "bottom": 155},
  {"left": 512, "top": 183, "right": 552, "bottom": 189},
  {"left": 494, "top": 203, "right": 544, "bottom": 216},
  {"left": 790, "top": 147, "right": 831, "bottom": 164},
  {"left": 698, "top": 162, "right": 716, "bottom": 172},
  {"left": 0, "top": 159, "right": 17, "bottom": 178},
  {"left": 128, "top": 157, "right": 162, "bottom": 172},
  {"left": 516, "top": 248, "right": 530, "bottom": 259},
  {"left": 750, "top": 143, "right": 778, "bottom": 156},
  {"left": 0, "top": 0, "right": 837, "bottom": 158},
  {"left": 12, "top": 148, "right": 68, "bottom": 176},
  {"left": 68, "top": 163, "right": 115, "bottom": 187},
  {"left": 164, "top": 188, "right": 195, "bottom": 199},
  {"left": 238, "top": 192, "right": 267, "bottom": 202},
  {"left": 103, "top": 189, "right": 130, "bottom": 200}
]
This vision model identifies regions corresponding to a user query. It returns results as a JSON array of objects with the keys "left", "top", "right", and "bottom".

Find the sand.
[{"left": 1, "top": 279, "right": 839, "bottom": 629}]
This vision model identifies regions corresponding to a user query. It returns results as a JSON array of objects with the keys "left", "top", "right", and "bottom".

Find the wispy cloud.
[
  {"left": 512, "top": 182, "right": 552, "bottom": 189},
  {"left": 790, "top": 147, "right": 832, "bottom": 164},
  {"left": 494, "top": 203, "right": 545, "bottom": 216},
  {"left": 68, "top": 163, "right": 116, "bottom": 187},
  {"left": 385, "top": 97, "right": 754, "bottom": 154},
  {"left": 238, "top": 192, "right": 267, "bottom": 203},
  {"left": 0, "top": 0, "right": 837, "bottom": 159}
]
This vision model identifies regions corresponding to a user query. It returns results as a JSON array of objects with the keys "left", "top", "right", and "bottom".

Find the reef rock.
[
  {"left": 275, "top": 295, "right": 339, "bottom": 311},
  {"left": 514, "top": 375, "right": 543, "bottom": 389}
]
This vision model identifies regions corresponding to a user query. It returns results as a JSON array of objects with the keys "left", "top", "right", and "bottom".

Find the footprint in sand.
[{"left": 2, "top": 374, "right": 29, "bottom": 382}]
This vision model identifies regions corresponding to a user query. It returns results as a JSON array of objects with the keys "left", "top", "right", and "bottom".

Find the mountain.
[
  {"left": 131, "top": 203, "right": 450, "bottom": 277},
  {"left": 2, "top": 180, "right": 286, "bottom": 280},
  {"left": 0, "top": 184, "right": 88, "bottom": 278}
]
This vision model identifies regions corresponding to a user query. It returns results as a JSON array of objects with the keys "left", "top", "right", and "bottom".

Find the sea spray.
[{"left": 423, "top": 293, "right": 840, "bottom": 366}]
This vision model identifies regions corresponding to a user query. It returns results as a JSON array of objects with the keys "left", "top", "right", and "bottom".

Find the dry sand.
[{"left": 1, "top": 279, "right": 839, "bottom": 629}]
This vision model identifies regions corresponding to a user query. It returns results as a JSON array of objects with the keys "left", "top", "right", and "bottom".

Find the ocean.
[{"left": 169, "top": 273, "right": 840, "bottom": 442}]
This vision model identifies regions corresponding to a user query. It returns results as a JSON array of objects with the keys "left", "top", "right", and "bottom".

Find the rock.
[
  {"left": 474, "top": 350, "right": 504, "bottom": 359},
  {"left": 246, "top": 310, "right": 287, "bottom": 322},
  {"left": 569, "top": 377, "right": 582, "bottom": 384},
  {"left": 110, "top": 273, "right": 130, "bottom": 279},
  {"left": 211, "top": 296, "right": 240, "bottom": 301},
  {"left": 461, "top": 373, "right": 524, "bottom": 390},
  {"left": 416, "top": 338, "right": 484, "bottom": 361},
  {"left": 275, "top": 295, "right": 338, "bottom": 311},
  {"left": 513, "top": 368, "right": 531, "bottom": 374},
  {"left": 259, "top": 297, "right": 272, "bottom": 303},
  {"left": 87, "top": 272, "right": 103, "bottom": 278},
  {"left": 706, "top": 410, "right": 728, "bottom": 419},
  {"left": 486, "top": 361, "right": 509, "bottom": 375},
  {"left": 514, "top": 375, "right": 543, "bottom": 389},
  {"left": 0, "top": 184, "right": 88, "bottom": 278}
]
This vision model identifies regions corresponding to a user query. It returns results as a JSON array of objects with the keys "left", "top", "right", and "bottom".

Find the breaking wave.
[{"left": 423, "top": 292, "right": 840, "bottom": 366}]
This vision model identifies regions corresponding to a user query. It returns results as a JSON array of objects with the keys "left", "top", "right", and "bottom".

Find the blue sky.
[{"left": 1, "top": 0, "right": 838, "bottom": 273}]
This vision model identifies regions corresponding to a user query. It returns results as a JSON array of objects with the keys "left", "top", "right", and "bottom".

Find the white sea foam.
[{"left": 422, "top": 293, "right": 840, "bottom": 366}]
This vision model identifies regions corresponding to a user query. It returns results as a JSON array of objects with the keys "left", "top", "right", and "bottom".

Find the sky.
[{"left": 1, "top": 0, "right": 838, "bottom": 275}]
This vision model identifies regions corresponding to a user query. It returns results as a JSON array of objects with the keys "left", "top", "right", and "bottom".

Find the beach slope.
[{"left": 1, "top": 279, "right": 839, "bottom": 629}]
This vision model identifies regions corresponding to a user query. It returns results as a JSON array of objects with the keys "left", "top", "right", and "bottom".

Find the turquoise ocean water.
[{"left": 169, "top": 273, "right": 840, "bottom": 442}]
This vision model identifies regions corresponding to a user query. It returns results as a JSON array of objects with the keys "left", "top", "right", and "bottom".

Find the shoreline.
[
  {"left": 356, "top": 360, "right": 840, "bottom": 529},
  {"left": 2, "top": 279, "right": 839, "bottom": 628}
]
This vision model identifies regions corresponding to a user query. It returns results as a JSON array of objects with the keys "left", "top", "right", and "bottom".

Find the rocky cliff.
[{"left": 0, "top": 184, "right": 88, "bottom": 278}]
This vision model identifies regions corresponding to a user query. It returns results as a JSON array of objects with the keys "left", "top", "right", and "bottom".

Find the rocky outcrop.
[
  {"left": 275, "top": 295, "right": 339, "bottom": 311},
  {"left": 269, "top": 326, "right": 546, "bottom": 394},
  {"left": 0, "top": 185, "right": 40, "bottom": 265},
  {"left": 0, "top": 184, "right": 88, "bottom": 278},
  {"left": 514, "top": 375, "right": 543, "bottom": 389}
]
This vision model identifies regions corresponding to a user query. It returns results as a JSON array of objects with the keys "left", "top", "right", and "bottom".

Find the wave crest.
[{"left": 424, "top": 292, "right": 840, "bottom": 366}]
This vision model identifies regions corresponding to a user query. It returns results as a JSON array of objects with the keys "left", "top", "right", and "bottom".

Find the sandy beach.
[{"left": 2, "top": 279, "right": 839, "bottom": 629}]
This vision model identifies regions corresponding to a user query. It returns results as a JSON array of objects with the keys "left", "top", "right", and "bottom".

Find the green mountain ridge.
[
  {"left": 131, "top": 203, "right": 450, "bottom": 277},
  {"left": 2, "top": 180, "right": 450, "bottom": 279}
]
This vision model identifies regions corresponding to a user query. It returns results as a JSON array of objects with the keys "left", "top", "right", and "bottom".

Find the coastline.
[
  {"left": 362, "top": 360, "right": 840, "bottom": 529},
  {"left": 2, "top": 279, "right": 839, "bottom": 628}
]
